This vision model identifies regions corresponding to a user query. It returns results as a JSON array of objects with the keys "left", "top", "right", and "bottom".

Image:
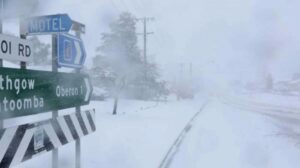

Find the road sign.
[
  {"left": 21, "top": 14, "right": 73, "bottom": 35},
  {"left": 0, "top": 67, "right": 93, "bottom": 119},
  {"left": 0, "top": 109, "right": 96, "bottom": 168},
  {"left": 57, "top": 34, "right": 86, "bottom": 68},
  {"left": 0, "top": 34, "right": 33, "bottom": 62}
]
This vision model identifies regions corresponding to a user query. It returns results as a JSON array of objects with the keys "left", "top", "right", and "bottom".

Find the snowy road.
[
  {"left": 167, "top": 98, "right": 300, "bottom": 168},
  {"left": 16, "top": 98, "right": 207, "bottom": 168},
  {"left": 12, "top": 95, "right": 300, "bottom": 168},
  {"left": 220, "top": 94, "right": 300, "bottom": 135},
  {"left": 159, "top": 102, "right": 208, "bottom": 168}
]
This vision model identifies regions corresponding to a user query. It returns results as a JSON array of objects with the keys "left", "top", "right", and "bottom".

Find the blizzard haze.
[
  {"left": 28, "top": 0, "right": 300, "bottom": 92},
  {"left": 2, "top": 0, "right": 300, "bottom": 168}
]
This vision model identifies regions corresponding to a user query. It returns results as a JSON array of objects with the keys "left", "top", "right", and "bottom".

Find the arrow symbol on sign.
[
  {"left": 84, "top": 78, "right": 92, "bottom": 102},
  {"left": 57, "top": 34, "right": 86, "bottom": 68}
]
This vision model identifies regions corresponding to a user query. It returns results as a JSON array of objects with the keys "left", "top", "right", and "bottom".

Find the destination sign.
[
  {"left": 21, "top": 14, "right": 73, "bottom": 35},
  {"left": 0, "top": 67, "right": 92, "bottom": 119},
  {"left": 0, "top": 34, "right": 33, "bottom": 62}
]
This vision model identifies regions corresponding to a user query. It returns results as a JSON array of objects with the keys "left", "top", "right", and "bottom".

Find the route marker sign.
[
  {"left": 21, "top": 14, "right": 73, "bottom": 35},
  {"left": 0, "top": 34, "right": 33, "bottom": 62},
  {"left": 0, "top": 67, "right": 93, "bottom": 119},
  {"left": 57, "top": 33, "right": 86, "bottom": 68},
  {"left": 0, "top": 109, "right": 96, "bottom": 168}
]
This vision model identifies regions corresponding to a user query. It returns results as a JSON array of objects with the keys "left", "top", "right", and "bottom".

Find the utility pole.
[{"left": 137, "top": 17, "right": 154, "bottom": 99}]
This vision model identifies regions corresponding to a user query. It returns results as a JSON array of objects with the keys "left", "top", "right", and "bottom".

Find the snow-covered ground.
[
  {"left": 15, "top": 97, "right": 206, "bottom": 168},
  {"left": 12, "top": 92, "right": 300, "bottom": 168},
  {"left": 169, "top": 100, "right": 300, "bottom": 168},
  {"left": 228, "top": 92, "right": 300, "bottom": 109}
]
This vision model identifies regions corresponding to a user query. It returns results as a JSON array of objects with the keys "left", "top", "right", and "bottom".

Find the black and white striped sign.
[{"left": 0, "top": 109, "right": 96, "bottom": 168}]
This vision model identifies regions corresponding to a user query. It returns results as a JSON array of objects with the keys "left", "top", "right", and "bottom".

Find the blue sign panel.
[
  {"left": 22, "top": 14, "right": 73, "bottom": 35},
  {"left": 57, "top": 34, "right": 86, "bottom": 68}
]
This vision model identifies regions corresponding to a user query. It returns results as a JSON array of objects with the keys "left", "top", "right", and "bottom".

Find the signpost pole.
[
  {"left": 52, "top": 34, "right": 59, "bottom": 168},
  {"left": 76, "top": 108, "right": 81, "bottom": 168},
  {"left": 0, "top": 0, "right": 3, "bottom": 130},
  {"left": 75, "top": 31, "right": 81, "bottom": 168},
  {"left": 20, "top": 26, "right": 27, "bottom": 69},
  {"left": 0, "top": 0, "right": 3, "bottom": 66}
]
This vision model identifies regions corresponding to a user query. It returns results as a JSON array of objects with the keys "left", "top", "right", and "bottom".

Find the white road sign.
[{"left": 0, "top": 34, "right": 33, "bottom": 62}]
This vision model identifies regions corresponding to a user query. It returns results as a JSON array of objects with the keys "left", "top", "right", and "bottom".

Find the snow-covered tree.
[
  {"left": 92, "top": 12, "right": 169, "bottom": 114},
  {"left": 93, "top": 12, "right": 142, "bottom": 114}
]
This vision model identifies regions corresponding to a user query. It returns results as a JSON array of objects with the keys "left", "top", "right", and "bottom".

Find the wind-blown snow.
[
  {"left": 16, "top": 98, "right": 206, "bottom": 168},
  {"left": 169, "top": 100, "right": 300, "bottom": 168}
]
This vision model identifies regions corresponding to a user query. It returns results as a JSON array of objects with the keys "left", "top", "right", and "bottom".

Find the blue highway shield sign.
[{"left": 57, "top": 34, "right": 86, "bottom": 68}]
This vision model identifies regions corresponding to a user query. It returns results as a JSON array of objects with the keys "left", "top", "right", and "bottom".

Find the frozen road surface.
[
  {"left": 168, "top": 99, "right": 300, "bottom": 168},
  {"left": 16, "top": 98, "right": 206, "bottom": 168},
  {"left": 13, "top": 96, "right": 300, "bottom": 168}
]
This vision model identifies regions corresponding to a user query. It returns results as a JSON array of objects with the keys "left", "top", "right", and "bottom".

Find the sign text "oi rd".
[{"left": 0, "top": 34, "right": 33, "bottom": 62}]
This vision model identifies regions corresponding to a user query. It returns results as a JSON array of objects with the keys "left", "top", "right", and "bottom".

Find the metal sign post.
[
  {"left": 73, "top": 22, "right": 85, "bottom": 168},
  {"left": 0, "top": 0, "right": 3, "bottom": 131},
  {"left": 19, "top": 13, "right": 28, "bottom": 69},
  {"left": 52, "top": 34, "right": 58, "bottom": 168}
]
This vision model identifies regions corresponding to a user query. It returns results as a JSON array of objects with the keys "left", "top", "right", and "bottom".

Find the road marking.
[{"left": 158, "top": 101, "right": 209, "bottom": 168}]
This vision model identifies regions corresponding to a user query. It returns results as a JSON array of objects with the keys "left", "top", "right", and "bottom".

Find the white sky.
[{"left": 3, "top": 0, "right": 300, "bottom": 88}]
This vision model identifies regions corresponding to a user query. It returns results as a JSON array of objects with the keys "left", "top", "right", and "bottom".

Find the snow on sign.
[
  {"left": 57, "top": 33, "right": 86, "bottom": 68},
  {"left": 0, "top": 67, "right": 93, "bottom": 119},
  {"left": 0, "top": 34, "right": 33, "bottom": 62},
  {"left": 0, "top": 109, "right": 96, "bottom": 168},
  {"left": 20, "top": 14, "right": 73, "bottom": 35}
]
